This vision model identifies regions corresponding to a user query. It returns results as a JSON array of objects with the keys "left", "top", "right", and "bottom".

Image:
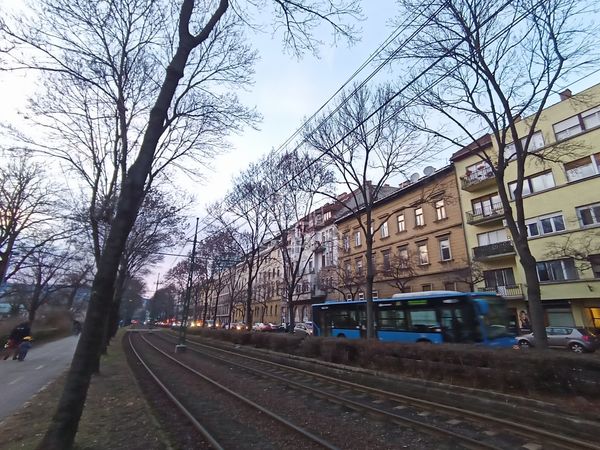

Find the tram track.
[
  {"left": 157, "top": 331, "right": 600, "bottom": 450},
  {"left": 127, "top": 332, "right": 340, "bottom": 450}
]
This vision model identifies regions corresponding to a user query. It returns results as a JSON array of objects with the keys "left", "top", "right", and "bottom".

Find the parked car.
[
  {"left": 230, "top": 322, "right": 247, "bottom": 331},
  {"left": 517, "top": 327, "right": 599, "bottom": 353},
  {"left": 293, "top": 322, "right": 313, "bottom": 336}
]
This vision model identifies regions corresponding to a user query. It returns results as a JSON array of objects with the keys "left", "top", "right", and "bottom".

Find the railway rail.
[
  {"left": 127, "top": 332, "right": 340, "bottom": 450},
  {"left": 156, "top": 331, "right": 600, "bottom": 450}
]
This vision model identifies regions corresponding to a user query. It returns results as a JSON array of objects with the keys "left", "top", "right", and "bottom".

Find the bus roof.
[{"left": 312, "top": 291, "right": 499, "bottom": 308}]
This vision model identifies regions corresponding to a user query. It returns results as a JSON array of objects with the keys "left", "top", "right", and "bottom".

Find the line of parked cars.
[{"left": 516, "top": 327, "right": 599, "bottom": 353}]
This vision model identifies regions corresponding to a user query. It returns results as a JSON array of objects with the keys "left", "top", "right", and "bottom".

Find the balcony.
[
  {"left": 466, "top": 203, "right": 505, "bottom": 225},
  {"left": 477, "top": 284, "right": 524, "bottom": 299},
  {"left": 473, "top": 240, "right": 515, "bottom": 261},
  {"left": 460, "top": 168, "right": 495, "bottom": 191}
]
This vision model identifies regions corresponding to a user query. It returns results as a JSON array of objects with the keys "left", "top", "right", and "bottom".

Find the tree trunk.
[
  {"left": 245, "top": 270, "right": 254, "bottom": 329},
  {"left": 28, "top": 307, "right": 37, "bottom": 323},
  {"left": 202, "top": 289, "right": 209, "bottom": 326},
  {"left": 36, "top": 24, "right": 207, "bottom": 448},
  {"left": 365, "top": 216, "right": 375, "bottom": 339},
  {"left": 515, "top": 239, "right": 548, "bottom": 349}
]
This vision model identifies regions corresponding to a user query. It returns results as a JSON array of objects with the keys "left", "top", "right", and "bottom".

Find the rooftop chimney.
[{"left": 559, "top": 89, "right": 572, "bottom": 101}]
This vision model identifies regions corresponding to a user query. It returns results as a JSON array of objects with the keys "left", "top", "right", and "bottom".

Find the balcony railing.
[
  {"left": 473, "top": 240, "right": 515, "bottom": 260},
  {"left": 460, "top": 168, "right": 495, "bottom": 191},
  {"left": 466, "top": 203, "right": 504, "bottom": 225},
  {"left": 477, "top": 284, "right": 524, "bottom": 298}
]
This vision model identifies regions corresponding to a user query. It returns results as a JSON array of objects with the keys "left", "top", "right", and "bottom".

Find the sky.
[{"left": 2, "top": 1, "right": 600, "bottom": 293}]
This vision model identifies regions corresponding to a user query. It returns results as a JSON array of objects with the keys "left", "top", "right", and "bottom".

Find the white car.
[{"left": 293, "top": 322, "right": 313, "bottom": 336}]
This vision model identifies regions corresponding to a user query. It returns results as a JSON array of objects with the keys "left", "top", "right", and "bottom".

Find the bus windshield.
[{"left": 478, "top": 298, "right": 513, "bottom": 339}]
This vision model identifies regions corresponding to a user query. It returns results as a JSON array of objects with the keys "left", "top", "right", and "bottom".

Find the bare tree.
[
  {"left": 0, "top": 155, "right": 56, "bottom": 284},
  {"left": 9, "top": 239, "right": 75, "bottom": 322},
  {"left": 260, "top": 149, "right": 334, "bottom": 328},
  {"left": 1, "top": 0, "right": 363, "bottom": 447},
  {"left": 319, "top": 254, "right": 365, "bottom": 301},
  {"left": 210, "top": 163, "right": 274, "bottom": 329},
  {"left": 149, "top": 285, "right": 177, "bottom": 322},
  {"left": 385, "top": 249, "right": 419, "bottom": 294},
  {"left": 304, "top": 83, "right": 435, "bottom": 338},
  {"left": 544, "top": 232, "right": 600, "bottom": 274},
  {"left": 392, "top": 0, "right": 600, "bottom": 347}
]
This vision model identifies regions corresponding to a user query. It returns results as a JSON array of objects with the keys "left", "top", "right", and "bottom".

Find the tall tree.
[
  {"left": 2, "top": 1, "right": 361, "bottom": 447},
  {"left": 304, "top": 83, "right": 435, "bottom": 338},
  {"left": 393, "top": 0, "right": 599, "bottom": 347},
  {"left": 261, "top": 150, "right": 334, "bottom": 328},
  {"left": 0, "top": 155, "right": 55, "bottom": 285}
]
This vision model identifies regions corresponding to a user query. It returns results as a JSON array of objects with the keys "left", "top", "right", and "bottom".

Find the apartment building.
[
  {"left": 335, "top": 166, "right": 471, "bottom": 300},
  {"left": 451, "top": 84, "right": 600, "bottom": 331}
]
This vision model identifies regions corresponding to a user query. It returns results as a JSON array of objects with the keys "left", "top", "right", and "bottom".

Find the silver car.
[
  {"left": 293, "top": 322, "right": 313, "bottom": 336},
  {"left": 517, "top": 327, "right": 599, "bottom": 353}
]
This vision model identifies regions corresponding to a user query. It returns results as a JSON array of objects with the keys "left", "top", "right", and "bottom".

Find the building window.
[
  {"left": 504, "top": 131, "right": 545, "bottom": 159},
  {"left": 536, "top": 259, "right": 578, "bottom": 282},
  {"left": 354, "top": 231, "right": 361, "bottom": 247},
  {"left": 525, "top": 213, "right": 566, "bottom": 238},
  {"left": 564, "top": 153, "right": 600, "bottom": 182},
  {"left": 508, "top": 171, "right": 555, "bottom": 200},
  {"left": 421, "top": 283, "right": 433, "bottom": 291},
  {"left": 344, "top": 261, "right": 351, "bottom": 277},
  {"left": 554, "top": 106, "right": 600, "bottom": 141},
  {"left": 483, "top": 268, "right": 516, "bottom": 287},
  {"left": 547, "top": 309, "right": 575, "bottom": 327},
  {"left": 342, "top": 234, "right": 350, "bottom": 251},
  {"left": 471, "top": 193, "right": 501, "bottom": 217},
  {"left": 358, "top": 292, "right": 364, "bottom": 300},
  {"left": 308, "top": 259, "right": 314, "bottom": 273},
  {"left": 355, "top": 258, "right": 363, "bottom": 276},
  {"left": 382, "top": 249, "right": 391, "bottom": 271},
  {"left": 398, "top": 246, "right": 409, "bottom": 267},
  {"left": 397, "top": 214, "right": 405, "bottom": 232},
  {"left": 381, "top": 221, "right": 389, "bottom": 238},
  {"left": 477, "top": 228, "right": 508, "bottom": 246},
  {"left": 323, "top": 211, "right": 332, "bottom": 221},
  {"left": 444, "top": 281, "right": 457, "bottom": 291},
  {"left": 346, "top": 293, "right": 352, "bottom": 300},
  {"left": 415, "top": 207, "right": 424, "bottom": 226},
  {"left": 372, "top": 291, "right": 379, "bottom": 300},
  {"left": 439, "top": 238, "right": 452, "bottom": 261},
  {"left": 434, "top": 199, "right": 447, "bottom": 221},
  {"left": 576, "top": 203, "right": 600, "bottom": 227},
  {"left": 589, "top": 254, "right": 600, "bottom": 278},
  {"left": 417, "top": 243, "right": 429, "bottom": 265},
  {"left": 554, "top": 116, "right": 582, "bottom": 141}
]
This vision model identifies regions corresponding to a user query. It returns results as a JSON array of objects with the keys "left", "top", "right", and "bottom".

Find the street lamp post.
[{"left": 176, "top": 217, "right": 199, "bottom": 353}]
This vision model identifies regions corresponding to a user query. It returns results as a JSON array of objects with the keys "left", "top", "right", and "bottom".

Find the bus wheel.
[
  {"left": 416, "top": 339, "right": 431, "bottom": 344},
  {"left": 337, "top": 334, "right": 346, "bottom": 338}
]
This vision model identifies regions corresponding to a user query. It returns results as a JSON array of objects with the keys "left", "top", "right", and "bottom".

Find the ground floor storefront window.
[{"left": 545, "top": 307, "right": 575, "bottom": 327}]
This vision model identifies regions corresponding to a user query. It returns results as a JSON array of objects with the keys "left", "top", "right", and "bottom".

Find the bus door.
[{"left": 439, "top": 305, "right": 465, "bottom": 343}]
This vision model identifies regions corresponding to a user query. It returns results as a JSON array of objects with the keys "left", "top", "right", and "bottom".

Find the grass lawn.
[{"left": 0, "top": 331, "right": 171, "bottom": 450}]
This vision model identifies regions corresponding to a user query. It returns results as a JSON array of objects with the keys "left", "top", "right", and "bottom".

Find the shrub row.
[{"left": 187, "top": 328, "right": 600, "bottom": 397}]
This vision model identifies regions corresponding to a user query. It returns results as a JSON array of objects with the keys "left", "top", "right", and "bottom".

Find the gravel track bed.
[
  {"left": 145, "top": 332, "right": 458, "bottom": 449},
  {"left": 130, "top": 333, "right": 326, "bottom": 450},
  {"left": 125, "top": 333, "right": 211, "bottom": 449}
]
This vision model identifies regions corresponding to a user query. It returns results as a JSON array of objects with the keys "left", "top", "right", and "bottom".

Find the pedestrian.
[
  {"left": 2, "top": 321, "right": 31, "bottom": 360},
  {"left": 17, "top": 336, "right": 33, "bottom": 361}
]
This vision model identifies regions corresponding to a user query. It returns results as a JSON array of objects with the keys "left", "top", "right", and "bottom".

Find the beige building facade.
[
  {"left": 335, "top": 166, "right": 471, "bottom": 300},
  {"left": 451, "top": 84, "right": 600, "bottom": 332}
]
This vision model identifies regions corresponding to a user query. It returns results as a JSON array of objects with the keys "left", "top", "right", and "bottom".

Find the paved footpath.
[{"left": 0, "top": 335, "right": 79, "bottom": 421}]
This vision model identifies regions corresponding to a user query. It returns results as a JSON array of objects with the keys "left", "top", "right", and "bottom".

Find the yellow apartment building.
[
  {"left": 451, "top": 84, "right": 600, "bottom": 332},
  {"left": 335, "top": 166, "right": 471, "bottom": 299}
]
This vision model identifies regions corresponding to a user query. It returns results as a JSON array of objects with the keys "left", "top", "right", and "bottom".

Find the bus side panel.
[
  {"left": 377, "top": 330, "right": 443, "bottom": 343},
  {"left": 331, "top": 328, "right": 361, "bottom": 339}
]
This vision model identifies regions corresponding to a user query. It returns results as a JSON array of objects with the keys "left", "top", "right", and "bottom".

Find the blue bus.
[{"left": 312, "top": 291, "right": 515, "bottom": 347}]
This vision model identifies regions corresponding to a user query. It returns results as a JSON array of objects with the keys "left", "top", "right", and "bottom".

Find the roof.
[
  {"left": 334, "top": 165, "right": 454, "bottom": 224},
  {"left": 450, "top": 134, "right": 492, "bottom": 162}
]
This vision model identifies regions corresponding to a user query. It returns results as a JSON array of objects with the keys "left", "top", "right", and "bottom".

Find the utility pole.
[{"left": 176, "top": 217, "right": 199, "bottom": 353}]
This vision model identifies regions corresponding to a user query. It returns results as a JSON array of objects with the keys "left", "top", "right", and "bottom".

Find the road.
[{"left": 0, "top": 335, "right": 79, "bottom": 421}]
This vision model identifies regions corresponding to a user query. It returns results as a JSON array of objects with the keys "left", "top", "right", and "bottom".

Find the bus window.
[
  {"left": 408, "top": 309, "right": 440, "bottom": 333},
  {"left": 331, "top": 311, "right": 358, "bottom": 329},
  {"left": 377, "top": 307, "right": 406, "bottom": 330}
]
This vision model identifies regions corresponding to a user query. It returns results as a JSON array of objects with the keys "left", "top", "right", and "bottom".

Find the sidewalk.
[{"left": 0, "top": 335, "right": 79, "bottom": 421}]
